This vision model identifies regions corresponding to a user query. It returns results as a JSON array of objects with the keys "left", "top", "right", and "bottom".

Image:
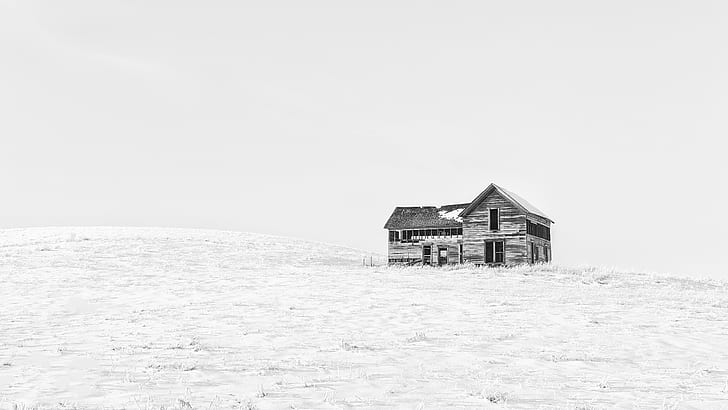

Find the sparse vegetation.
[
  {"left": 405, "top": 332, "right": 427, "bottom": 343},
  {"left": 1, "top": 227, "right": 727, "bottom": 409}
]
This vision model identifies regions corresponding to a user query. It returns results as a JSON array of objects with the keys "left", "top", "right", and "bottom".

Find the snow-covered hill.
[{"left": 1, "top": 227, "right": 727, "bottom": 409}]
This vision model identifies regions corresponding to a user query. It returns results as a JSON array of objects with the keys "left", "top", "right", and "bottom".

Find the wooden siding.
[
  {"left": 461, "top": 235, "right": 528, "bottom": 265},
  {"left": 388, "top": 242, "right": 422, "bottom": 262},
  {"left": 462, "top": 190, "right": 528, "bottom": 265},
  {"left": 527, "top": 235, "right": 552, "bottom": 263},
  {"left": 388, "top": 237, "right": 462, "bottom": 265},
  {"left": 525, "top": 215, "right": 552, "bottom": 262},
  {"left": 386, "top": 187, "right": 551, "bottom": 267},
  {"left": 527, "top": 214, "right": 552, "bottom": 227}
]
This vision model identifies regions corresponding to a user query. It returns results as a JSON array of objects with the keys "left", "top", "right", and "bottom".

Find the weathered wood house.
[{"left": 384, "top": 183, "right": 553, "bottom": 266}]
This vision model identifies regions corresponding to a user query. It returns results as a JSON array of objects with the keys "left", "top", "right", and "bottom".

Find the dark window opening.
[
  {"left": 395, "top": 227, "right": 463, "bottom": 242},
  {"left": 485, "top": 240, "right": 505, "bottom": 264},
  {"left": 495, "top": 241, "right": 504, "bottom": 263},
  {"left": 489, "top": 209, "right": 499, "bottom": 231},
  {"left": 526, "top": 220, "right": 551, "bottom": 240}
]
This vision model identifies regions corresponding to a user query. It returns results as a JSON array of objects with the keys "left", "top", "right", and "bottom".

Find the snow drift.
[{"left": 1, "top": 227, "right": 727, "bottom": 409}]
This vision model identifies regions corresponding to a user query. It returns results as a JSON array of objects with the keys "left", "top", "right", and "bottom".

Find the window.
[
  {"left": 489, "top": 208, "right": 499, "bottom": 231},
  {"left": 485, "top": 240, "right": 504, "bottom": 263},
  {"left": 404, "top": 230, "right": 415, "bottom": 242},
  {"left": 534, "top": 245, "right": 540, "bottom": 261},
  {"left": 395, "top": 227, "right": 463, "bottom": 242},
  {"left": 527, "top": 220, "right": 551, "bottom": 240}
]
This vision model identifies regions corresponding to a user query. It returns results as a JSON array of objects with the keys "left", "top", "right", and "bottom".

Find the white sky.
[{"left": 2, "top": 1, "right": 727, "bottom": 278}]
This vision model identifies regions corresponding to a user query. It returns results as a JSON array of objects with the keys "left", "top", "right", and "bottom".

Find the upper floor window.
[
  {"left": 391, "top": 227, "right": 463, "bottom": 243},
  {"left": 526, "top": 220, "right": 550, "bottom": 240},
  {"left": 489, "top": 208, "right": 499, "bottom": 231}
]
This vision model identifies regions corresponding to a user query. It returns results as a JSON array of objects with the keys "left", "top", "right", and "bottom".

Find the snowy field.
[{"left": 1, "top": 227, "right": 727, "bottom": 409}]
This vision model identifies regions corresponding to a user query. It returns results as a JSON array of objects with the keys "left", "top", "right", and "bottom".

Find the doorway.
[
  {"left": 437, "top": 247, "right": 448, "bottom": 266},
  {"left": 422, "top": 245, "right": 431, "bottom": 265}
]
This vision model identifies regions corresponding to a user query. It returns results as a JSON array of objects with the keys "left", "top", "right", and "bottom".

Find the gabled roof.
[
  {"left": 383, "top": 203, "right": 470, "bottom": 230},
  {"left": 458, "top": 183, "right": 554, "bottom": 223}
]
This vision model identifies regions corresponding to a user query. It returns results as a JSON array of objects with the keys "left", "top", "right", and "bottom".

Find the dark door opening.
[
  {"left": 422, "top": 245, "right": 431, "bottom": 265},
  {"left": 437, "top": 247, "right": 448, "bottom": 266}
]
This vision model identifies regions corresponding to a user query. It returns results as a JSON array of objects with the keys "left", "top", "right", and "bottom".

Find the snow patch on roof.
[{"left": 438, "top": 208, "right": 464, "bottom": 222}]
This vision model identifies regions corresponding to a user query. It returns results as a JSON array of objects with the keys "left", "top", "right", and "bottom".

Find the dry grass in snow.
[{"left": 1, "top": 227, "right": 727, "bottom": 409}]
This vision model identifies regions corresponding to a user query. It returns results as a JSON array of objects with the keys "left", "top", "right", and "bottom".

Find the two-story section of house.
[{"left": 384, "top": 183, "right": 553, "bottom": 266}]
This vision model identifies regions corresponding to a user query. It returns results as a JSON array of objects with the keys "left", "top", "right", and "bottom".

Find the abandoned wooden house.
[{"left": 384, "top": 183, "right": 553, "bottom": 266}]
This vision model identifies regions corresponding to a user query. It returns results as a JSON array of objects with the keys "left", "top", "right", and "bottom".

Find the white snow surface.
[
  {"left": 1, "top": 227, "right": 728, "bottom": 409},
  {"left": 438, "top": 208, "right": 464, "bottom": 222}
]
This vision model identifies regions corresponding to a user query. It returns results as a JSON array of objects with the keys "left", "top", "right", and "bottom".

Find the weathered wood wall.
[
  {"left": 387, "top": 235, "right": 462, "bottom": 265},
  {"left": 387, "top": 241, "right": 423, "bottom": 262},
  {"left": 526, "top": 236, "right": 551, "bottom": 263},
  {"left": 528, "top": 214, "right": 552, "bottom": 227},
  {"left": 462, "top": 190, "right": 528, "bottom": 265},
  {"left": 387, "top": 189, "right": 552, "bottom": 266},
  {"left": 526, "top": 216, "right": 552, "bottom": 263}
]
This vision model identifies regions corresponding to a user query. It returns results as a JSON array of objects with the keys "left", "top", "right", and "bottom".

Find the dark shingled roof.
[{"left": 383, "top": 203, "right": 470, "bottom": 230}]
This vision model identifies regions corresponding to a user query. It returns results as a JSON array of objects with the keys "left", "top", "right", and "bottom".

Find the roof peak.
[{"left": 459, "top": 183, "right": 553, "bottom": 223}]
